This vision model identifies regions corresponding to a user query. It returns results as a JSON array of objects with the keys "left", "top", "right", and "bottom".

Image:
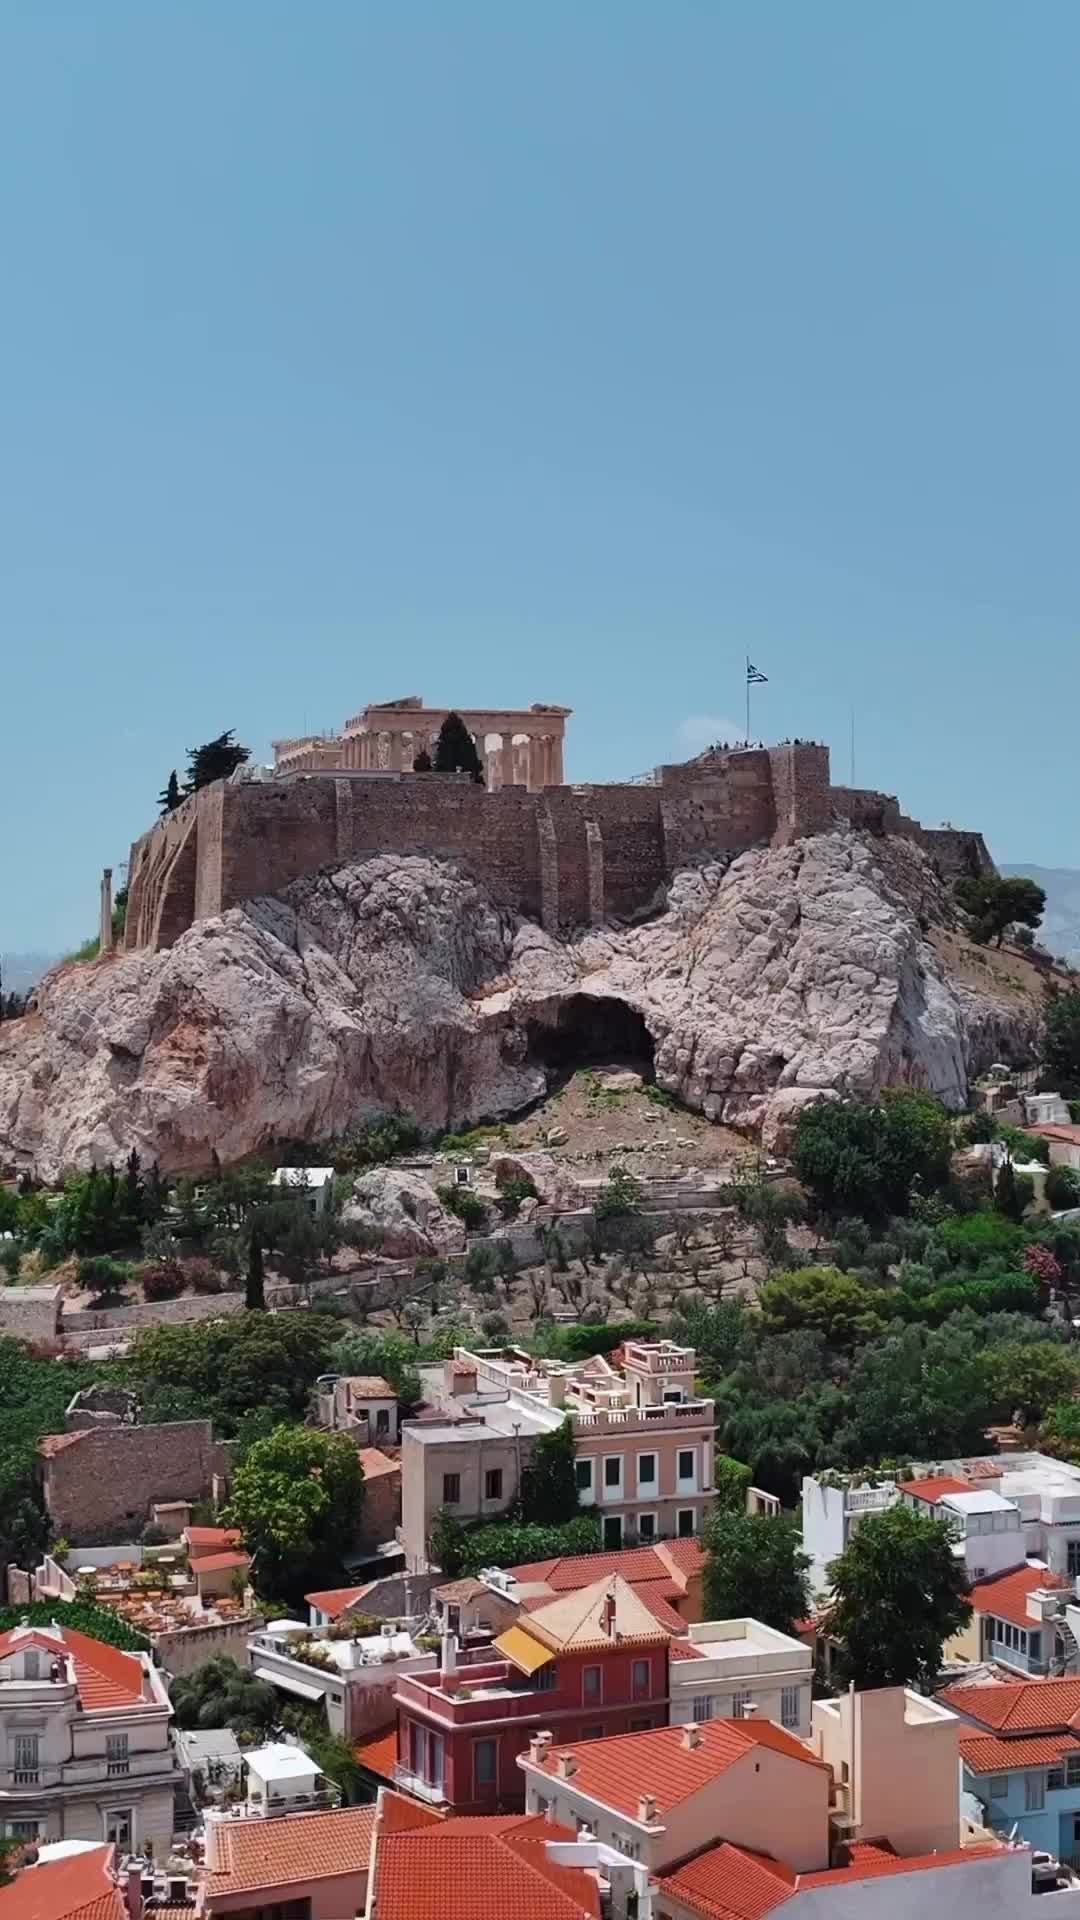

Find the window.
[
  {"left": 581, "top": 1726, "right": 603, "bottom": 1740},
  {"left": 732, "top": 1691, "right": 752, "bottom": 1719},
  {"left": 13, "top": 1734, "right": 39, "bottom": 1783},
  {"left": 454, "top": 1164, "right": 472, "bottom": 1186},
  {"left": 485, "top": 1468, "right": 503, "bottom": 1501},
  {"left": 9, "top": 1821, "right": 40, "bottom": 1841},
  {"left": 583, "top": 1665, "right": 602, "bottom": 1703},
  {"left": 632, "top": 1659, "right": 651, "bottom": 1699},
  {"left": 474, "top": 1739, "right": 496, "bottom": 1789},
  {"left": 1048, "top": 1766, "right": 1066, "bottom": 1791},
  {"left": 536, "top": 1797, "right": 549, "bottom": 1815},
  {"left": 1025, "top": 1773, "right": 1045, "bottom": 1812},
  {"left": 781, "top": 1687, "right": 801, "bottom": 1730},
  {"left": 1029, "top": 1631, "right": 1042, "bottom": 1664},
  {"left": 637, "top": 1453, "right": 657, "bottom": 1488},
  {"left": 575, "top": 1459, "right": 594, "bottom": 1494},
  {"left": 677, "top": 1449, "right": 695, "bottom": 1483},
  {"left": 604, "top": 1456, "right": 623, "bottom": 1490},
  {"left": 105, "top": 1810, "right": 133, "bottom": 1850},
  {"left": 987, "top": 1777, "right": 1009, "bottom": 1801},
  {"left": 106, "top": 1733, "right": 130, "bottom": 1777},
  {"left": 603, "top": 1515, "right": 623, "bottom": 1550},
  {"left": 1068, "top": 1540, "right": 1080, "bottom": 1577},
  {"left": 442, "top": 1473, "right": 461, "bottom": 1505},
  {"left": 534, "top": 1663, "right": 558, "bottom": 1692},
  {"left": 677, "top": 1509, "right": 695, "bottom": 1538},
  {"left": 637, "top": 1512, "right": 657, "bottom": 1542},
  {"left": 691, "top": 1696, "right": 714, "bottom": 1722},
  {"left": 1068, "top": 1755, "right": 1080, "bottom": 1788},
  {"left": 630, "top": 1718, "right": 654, "bottom": 1732},
  {"left": 375, "top": 1408, "right": 390, "bottom": 1434},
  {"left": 23, "top": 1651, "right": 41, "bottom": 1680}
]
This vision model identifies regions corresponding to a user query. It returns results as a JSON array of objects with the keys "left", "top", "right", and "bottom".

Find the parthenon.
[{"left": 272, "top": 694, "right": 571, "bottom": 791}]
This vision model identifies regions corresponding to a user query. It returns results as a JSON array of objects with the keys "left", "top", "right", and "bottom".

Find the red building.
[{"left": 392, "top": 1574, "right": 674, "bottom": 1813}]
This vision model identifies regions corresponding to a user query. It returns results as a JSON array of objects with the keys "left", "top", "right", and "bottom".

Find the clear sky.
[{"left": 3, "top": 3, "right": 1078, "bottom": 954}]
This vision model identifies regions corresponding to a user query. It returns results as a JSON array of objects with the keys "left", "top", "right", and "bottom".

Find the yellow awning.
[{"left": 494, "top": 1625, "right": 554, "bottom": 1675}]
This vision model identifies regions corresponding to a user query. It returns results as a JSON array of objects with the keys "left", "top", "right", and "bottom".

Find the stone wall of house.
[
  {"left": 39, "top": 1419, "right": 231, "bottom": 1544},
  {"left": 123, "top": 740, "right": 993, "bottom": 951},
  {"left": 0, "top": 1286, "right": 62, "bottom": 1342}
]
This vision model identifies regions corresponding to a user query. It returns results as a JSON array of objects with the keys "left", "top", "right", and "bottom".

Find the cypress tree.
[
  {"left": 246, "top": 1232, "right": 266, "bottom": 1312},
  {"left": 433, "top": 713, "right": 484, "bottom": 784},
  {"left": 158, "top": 771, "right": 181, "bottom": 815}
]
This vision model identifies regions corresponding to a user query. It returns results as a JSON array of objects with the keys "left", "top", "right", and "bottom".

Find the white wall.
[{"left": 789, "top": 1849, "right": 1034, "bottom": 1920}]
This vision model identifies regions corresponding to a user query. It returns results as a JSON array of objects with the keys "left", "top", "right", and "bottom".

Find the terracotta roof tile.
[
  {"left": 357, "top": 1447, "right": 400, "bottom": 1479},
  {"left": 343, "top": 1375, "right": 396, "bottom": 1396},
  {"left": 959, "top": 1731, "right": 1080, "bottom": 1773},
  {"left": 904, "top": 1475, "right": 974, "bottom": 1502},
  {"left": 508, "top": 1543, "right": 700, "bottom": 1593},
  {"left": 798, "top": 1841, "right": 1006, "bottom": 1887},
  {"left": 969, "top": 1563, "right": 1070, "bottom": 1629},
  {"left": 38, "top": 1431, "right": 89, "bottom": 1457},
  {"left": 0, "top": 1626, "right": 145, "bottom": 1710},
  {"left": 657, "top": 1842, "right": 796, "bottom": 1920},
  {"left": 670, "top": 1637, "right": 699, "bottom": 1661},
  {"left": 303, "top": 1583, "right": 373, "bottom": 1616},
  {"left": 354, "top": 1721, "right": 399, "bottom": 1779},
  {"left": 939, "top": 1675, "right": 1080, "bottom": 1732},
  {"left": 373, "top": 1815, "right": 599, "bottom": 1920},
  {"left": 633, "top": 1585, "right": 689, "bottom": 1633},
  {"left": 0, "top": 1846, "right": 123, "bottom": 1920},
  {"left": 204, "top": 1805, "right": 376, "bottom": 1897},
  {"left": 186, "top": 1527, "right": 242, "bottom": 1556},
  {"left": 377, "top": 1789, "right": 445, "bottom": 1833},
  {"left": 526, "top": 1718, "right": 828, "bottom": 1820},
  {"left": 192, "top": 1550, "right": 249, "bottom": 1574},
  {"left": 521, "top": 1575, "right": 673, "bottom": 1654}
]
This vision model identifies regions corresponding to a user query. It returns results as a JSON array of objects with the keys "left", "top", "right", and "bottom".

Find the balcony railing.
[
  {"left": 13, "top": 1769, "right": 40, "bottom": 1787},
  {"left": 392, "top": 1764, "right": 447, "bottom": 1806},
  {"left": 107, "top": 1759, "right": 130, "bottom": 1776}
]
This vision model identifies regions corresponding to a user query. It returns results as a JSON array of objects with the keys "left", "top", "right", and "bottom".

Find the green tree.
[
  {"left": 758, "top": 1266, "right": 881, "bottom": 1348},
  {"left": 1046, "top": 1165, "right": 1080, "bottom": 1211},
  {"left": 432, "top": 712, "right": 484, "bottom": 783},
  {"left": 995, "top": 1159, "right": 1033, "bottom": 1223},
  {"left": 227, "top": 1426, "right": 365, "bottom": 1600},
  {"left": 412, "top": 748, "right": 432, "bottom": 772},
  {"left": 245, "top": 1232, "right": 265, "bottom": 1312},
  {"left": 1041, "top": 1397, "right": 1080, "bottom": 1461},
  {"left": 713, "top": 1454, "right": 753, "bottom": 1512},
  {"left": 329, "top": 1329, "right": 422, "bottom": 1408},
  {"left": 793, "top": 1093, "right": 953, "bottom": 1222},
  {"left": 184, "top": 730, "right": 250, "bottom": 793},
  {"left": 982, "top": 1340, "right": 1080, "bottom": 1425},
  {"left": 158, "top": 770, "right": 182, "bottom": 815},
  {"left": 955, "top": 874, "right": 1045, "bottom": 948},
  {"left": 171, "top": 1655, "right": 279, "bottom": 1736},
  {"left": 128, "top": 1312, "right": 337, "bottom": 1435},
  {"left": 519, "top": 1417, "right": 579, "bottom": 1525},
  {"left": 701, "top": 1510, "right": 811, "bottom": 1635},
  {"left": 0, "top": 1599, "right": 149, "bottom": 1652},
  {"left": 1044, "top": 991, "right": 1080, "bottom": 1087},
  {"left": 428, "top": 1507, "right": 468, "bottom": 1578},
  {"left": 828, "top": 1504, "right": 972, "bottom": 1691}
]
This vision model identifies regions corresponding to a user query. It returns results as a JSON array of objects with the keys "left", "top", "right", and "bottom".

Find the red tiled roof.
[
  {"left": 354, "top": 1721, "right": 398, "bottom": 1779},
  {"left": 192, "top": 1550, "right": 249, "bottom": 1574},
  {"left": 1030, "top": 1124, "right": 1080, "bottom": 1144},
  {"left": 344, "top": 1375, "right": 396, "bottom": 1396},
  {"left": 903, "top": 1475, "right": 974, "bottom": 1502},
  {"left": 657, "top": 1842, "right": 796, "bottom": 1920},
  {"left": 657, "top": 1537, "right": 707, "bottom": 1575},
  {"left": 357, "top": 1446, "right": 400, "bottom": 1479},
  {"left": 38, "top": 1431, "right": 89, "bottom": 1457},
  {"left": 669, "top": 1637, "right": 699, "bottom": 1661},
  {"left": 377, "top": 1789, "right": 445, "bottom": 1834},
  {"left": 0, "top": 1846, "right": 123, "bottom": 1920},
  {"left": 939, "top": 1675, "right": 1080, "bottom": 1732},
  {"left": 959, "top": 1731, "right": 1080, "bottom": 1773},
  {"left": 204, "top": 1805, "right": 376, "bottom": 1897},
  {"left": 304, "top": 1584, "right": 372, "bottom": 1617},
  {"left": 969, "top": 1563, "right": 1070, "bottom": 1629},
  {"left": 798, "top": 1840, "right": 1007, "bottom": 1888},
  {"left": 509, "top": 1541, "right": 703, "bottom": 1595},
  {"left": 186, "top": 1526, "right": 242, "bottom": 1556},
  {"left": 526, "top": 1718, "right": 828, "bottom": 1819},
  {"left": 633, "top": 1585, "right": 690, "bottom": 1633},
  {"left": 373, "top": 1813, "right": 599, "bottom": 1920},
  {"left": 0, "top": 1626, "right": 145, "bottom": 1710}
]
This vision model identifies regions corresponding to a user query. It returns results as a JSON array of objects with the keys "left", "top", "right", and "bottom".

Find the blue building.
[{"left": 941, "top": 1675, "right": 1080, "bottom": 1862}]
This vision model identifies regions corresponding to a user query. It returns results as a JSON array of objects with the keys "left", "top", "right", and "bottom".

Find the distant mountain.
[
  {"left": 1, "top": 952, "right": 58, "bottom": 995},
  {"left": 1002, "top": 866, "right": 1080, "bottom": 965}
]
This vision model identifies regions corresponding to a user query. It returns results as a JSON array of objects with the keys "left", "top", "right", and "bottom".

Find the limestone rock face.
[
  {"left": 344, "top": 1167, "right": 461, "bottom": 1260},
  {"left": 0, "top": 836, "right": 1041, "bottom": 1177}
]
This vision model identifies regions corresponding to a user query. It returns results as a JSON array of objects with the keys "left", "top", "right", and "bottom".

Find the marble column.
[
  {"left": 389, "top": 731, "right": 404, "bottom": 771},
  {"left": 527, "top": 736, "right": 544, "bottom": 792},
  {"left": 100, "top": 868, "right": 114, "bottom": 953},
  {"left": 550, "top": 733, "right": 564, "bottom": 785},
  {"left": 499, "top": 734, "right": 515, "bottom": 788}
]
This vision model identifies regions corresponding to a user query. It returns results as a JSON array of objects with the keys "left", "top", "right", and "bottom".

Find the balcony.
[
  {"left": 13, "top": 1769, "right": 40, "bottom": 1787},
  {"left": 391, "top": 1764, "right": 447, "bottom": 1806},
  {"left": 107, "top": 1759, "right": 130, "bottom": 1777}
]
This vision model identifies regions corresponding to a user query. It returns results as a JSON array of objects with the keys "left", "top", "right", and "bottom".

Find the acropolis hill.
[{"left": 122, "top": 692, "right": 992, "bottom": 953}]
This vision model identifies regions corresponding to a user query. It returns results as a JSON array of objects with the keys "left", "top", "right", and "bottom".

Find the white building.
[
  {"left": 666, "top": 1617, "right": 813, "bottom": 1739},
  {"left": 271, "top": 1166, "right": 336, "bottom": 1215},
  {"left": 801, "top": 1474, "right": 897, "bottom": 1598},
  {"left": 247, "top": 1619, "right": 436, "bottom": 1739}
]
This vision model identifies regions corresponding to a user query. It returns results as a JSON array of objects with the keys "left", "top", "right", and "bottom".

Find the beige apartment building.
[
  {"left": 0, "top": 1621, "right": 178, "bottom": 1854},
  {"left": 401, "top": 1340, "right": 715, "bottom": 1571}
]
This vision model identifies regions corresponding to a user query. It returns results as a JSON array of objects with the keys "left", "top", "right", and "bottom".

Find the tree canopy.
[
  {"left": 956, "top": 873, "right": 1045, "bottom": 948},
  {"left": 792, "top": 1092, "right": 953, "bottom": 1222},
  {"left": 702, "top": 1509, "right": 811, "bottom": 1635},
  {"left": 519, "top": 1417, "right": 580, "bottom": 1526},
  {"left": 1044, "top": 990, "right": 1080, "bottom": 1088},
  {"left": 433, "top": 712, "right": 484, "bottom": 783},
  {"left": 226, "top": 1424, "right": 365, "bottom": 1601},
  {"left": 828, "top": 1503, "right": 972, "bottom": 1691},
  {"left": 128, "top": 1312, "right": 338, "bottom": 1435},
  {"left": 184, "top": 730, "right": 251, "bottom": 794}
]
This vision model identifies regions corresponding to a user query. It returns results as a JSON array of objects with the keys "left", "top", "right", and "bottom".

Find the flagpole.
[{"left": 745, "top": 655, "right": 750, "bottom": 746}]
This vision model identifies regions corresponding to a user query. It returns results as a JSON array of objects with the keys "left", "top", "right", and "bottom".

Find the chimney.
[
  {"left": 638, "top": 1793, "right": 657, "bottom": 1823},
  {"left": 556, "top": 1752, "right": 578, "bottom": 1779},
  {"left": 529, "top": 1731, "right": 552, "bottom": 1763},
  {"left": 741, "top": 1702, "right": 758, "bottom": 1719},
  {"left": 681, "top": 1723, "right": 702, "bottom": 1749},
  {"left": 125, "top": 1863, "right": 144, "bottom": 1920},
  {"left": 441, "top": 1631, "right": 458, "bottom": 1677},
  {"left": 203, "top": 1813, "right": 225, "bottom": 1873},
  {"left": 601, "top": 1587, "right": 616, "bottom": 1639}
]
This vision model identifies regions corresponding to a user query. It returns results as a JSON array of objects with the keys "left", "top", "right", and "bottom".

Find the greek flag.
[{"left": 746, "top": 660, "right": 768, "bottom": 684}]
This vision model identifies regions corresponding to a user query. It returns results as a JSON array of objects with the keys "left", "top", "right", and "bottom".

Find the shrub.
[
  {"left": 1046, "top": 1165, "right": 1080, "bottom": 1211},
  {"left": 140, "top": 1522, "right": 170, "bottom": 1546},
  {"left": 335, "top": 1112, "right": 422, "bottom": 1173},
  {"left": 436, "top": 1184, "right": 488, "bottom": 1230},
  {"left": 140, "top": 1262, "right": 186, "bottom": 1302},
  {"left": 494, "top": 1176, "right": 537, "bottom": 1220},
  {"left": 77, "top": 1256, "right": 133, "bottom": 1301},
  {"left": 183, "top": 1258, "right": 223, "bottom": 1295}
]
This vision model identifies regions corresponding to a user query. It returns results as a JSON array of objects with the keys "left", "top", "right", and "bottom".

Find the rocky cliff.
[{"left": 0, "top": 834, "right": 1044, "bottom": 1177}]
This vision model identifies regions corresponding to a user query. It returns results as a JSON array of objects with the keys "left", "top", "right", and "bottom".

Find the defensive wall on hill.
[{"left": 123, "top": 742, "right": 992, "bottom": 952}]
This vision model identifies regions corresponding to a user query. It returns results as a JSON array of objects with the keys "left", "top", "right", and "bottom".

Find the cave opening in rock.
[{"left": 527, "top": 995, "right": 656, "bottom": 1080}]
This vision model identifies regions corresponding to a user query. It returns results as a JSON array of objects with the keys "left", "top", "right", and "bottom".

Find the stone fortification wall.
[
  {"left": 123, "top": 739, "right": 989, "bottom": 951},
  {"left": 39, "top": 1418, "right": 230, "bottom": 1544}
]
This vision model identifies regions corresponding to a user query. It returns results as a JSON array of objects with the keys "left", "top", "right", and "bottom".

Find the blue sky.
[{"left": 3, "top": 4, "right": 1078, "bottom": 953}]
